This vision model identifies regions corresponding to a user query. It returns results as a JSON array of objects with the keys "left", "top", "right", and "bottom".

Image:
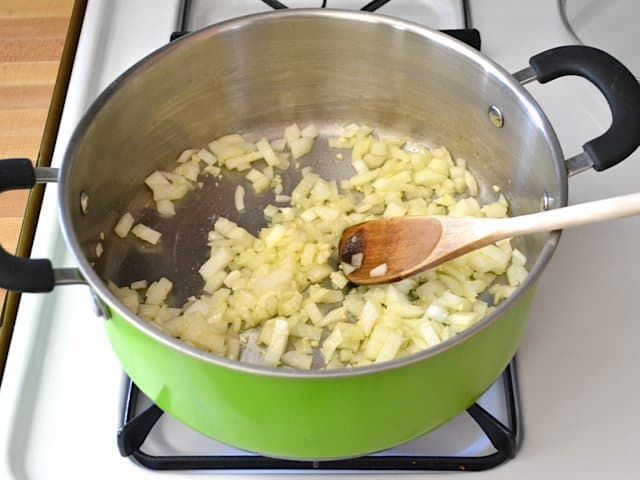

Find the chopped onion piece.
[
  {"left": 203, "top": 270, "right": 227, "bottom": 294},
  {"left": 131, "top": 224, "right": 162, "bottom": 245},
  {"left": 291, "top": 322, "right": 322, "bottom": 341},
  {"left": 320, "top": 328, "right": 342, "bottom": 363},
  {"left": 283, "top": 123, "right": 301, "bottom": 147},
  {"left": 275, "top": 194, "right": 291, "bottom": 203},
  {"left": 465, "top": 170, "right": 478, "bottom": 197},
  {"left": 130, "top": 280, "right": 148, "bottom": 290},
  {"left": 263, "top": 204, "right": 278, "bottom": 218},
  {"left": 263, "top": 318, "right": 289, "bottom": 366},
  {"left": 256, "top": 137, "right": 278, "bottom": 166},
  {"left": 157, "top": 199, "right": 175, "bottom": 217},
  {"left": 290, "top": 137, "right": 313, "bottom": 160},
  {"left": 350, "top": 253, "right": 363, "bottom": 269},
  {"left": 146, "top": 277, "right": 173, "bottom": 305},
  {"left": 270, "top": 138, "right": 286, "bottom": 152},
  {"left": 196, "top": 148, "right": 217, "bottom": 165},
  {"left": 301, "top": 124, "right": 319, "bottom": 138},
  {"left": 420, "top": 321, "right": 441, "bottom": 346},
  {"left": 175, "top": 161, "right": 200, "bottom": 182},
  {"left": 199, "top": 246, "right": 232, "bottom": 280},
  {"left": 341, "top": 262, "right": 356, "bottom": 274},
  {"left": 234, "top": 185, "right": 246, "bottom": 212},
  {"left": 114, "top": 212, "right": 135, "bottom": 238},
  {"left": 511, "top": 248, "right": 527, "bottom": 266},
  {"left": 330, "top": 271, "right": 349, "bottom": 289},
  {"left": 204, "top": 165, "right": 221, "bottom": 177},
  {"left": 225, "top": 151, "right": 262, "bottom": 170},
  {"left": 177, "top": 149, "right": 196, "bottom": 163},
  {"left": 359, "top": 300, "right": 380, "bottom": 335},
  {"left": 304, "top": 302, "right": 324, "bottom": 326},
  {"left": 375, "top": 331, "right": 403, "bottom": 363},
  {"left": 383, "top": 202, "right": 406, "bottom": 218},
  {"left": 507, "top": 264, "right": 528, "bottom": 287},
  {"left": 369, "top": 263, "right": 388, "bottom": 277},
  {"left": 138, "top": 304, "right": 159, "bottom": 321},
  {"left": 246, "top": 168, "right": 270, "bottom": 193},
  {"left": 282, "top": 351, "right": 312, "bottom": 370},
  {"left": 144, "top": 171, "right": 170, "bottom": 190},
  {"left": 342, "top": 123, "right": 360, "bottom": 137}
]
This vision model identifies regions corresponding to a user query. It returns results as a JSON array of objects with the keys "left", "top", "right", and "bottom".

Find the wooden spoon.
[{"left": 338, "top": 192, "right": 640, "bottom": 285}]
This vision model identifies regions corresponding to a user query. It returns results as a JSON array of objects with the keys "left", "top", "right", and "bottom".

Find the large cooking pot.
[{"left": 2, "top": 10, "right": 639, "bottom": 460}]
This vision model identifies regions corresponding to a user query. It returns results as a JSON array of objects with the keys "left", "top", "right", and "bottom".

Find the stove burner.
[{"left": 117, "top": 362, "right": 520, "bottom": 471}]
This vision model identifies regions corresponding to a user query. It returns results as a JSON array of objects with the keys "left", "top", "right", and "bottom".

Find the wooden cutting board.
[{"left": 0, "top": 0, "right": 74, "bottom": 305}]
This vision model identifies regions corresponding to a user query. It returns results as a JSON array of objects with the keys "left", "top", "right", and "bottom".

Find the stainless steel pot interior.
[{"left": 59, "top": 10, "right": 566, "bottom": 375}]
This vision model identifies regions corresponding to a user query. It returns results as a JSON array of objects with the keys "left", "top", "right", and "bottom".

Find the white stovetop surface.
[{"left": 1, "top": 0, "right": 639, "bottom": 478}]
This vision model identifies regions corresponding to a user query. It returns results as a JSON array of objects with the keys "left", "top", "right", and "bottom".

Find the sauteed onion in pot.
[{"left": 108, "top": 124, "right": 528, "bottom": 370}]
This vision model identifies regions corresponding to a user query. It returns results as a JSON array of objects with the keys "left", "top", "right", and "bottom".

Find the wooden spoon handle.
[{"left": 490, "top": 192, "right": 640, "bottom": 240}]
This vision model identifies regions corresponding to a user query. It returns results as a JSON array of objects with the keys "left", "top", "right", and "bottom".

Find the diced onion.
[
  {"left": 301, "top": 124, "right": 319, "bottom": 139},
  {"left": 145, "top": 277, "right": 173, "bottom": 305},
  {"left": 263, "top": 318, "right": 289, "bottom": 366},
  {"left": 369, "top": 263, "right": 388, "bottom": 277},
  {"left": 341, "top": 262, "right": 356, "bottom": 274},
  {"left": 282, "top": 351, "right": 312, "bottom": 370},
  {"left": 131, "top": 224, "right": 162, "bottom": 245},
  {"left": 256, "top": 138, "right": 278, "bottom": 166},
  {"left": 283, "top": 123, "right": 301, "bottom": 147},
  {"left": 234, "top": 185, "right": 246, "bottom": 212},
  {"left": 290, "top": 137, "right": 313, "bottom": 160},
  {"left": 320, "top": 328, "right": 342, "bottom": 363},
  {"left": 114, "top": 212, "right": 135, "bottom": 238},
  {"left": 177, "top": 149, "right": 196, "bottom": 163},
  {"left": 199, "top": 247, "right": 232, "bottom": 281},
  {"left": 130, "top": 280, "right": 148, "bottom": 290},
  {"left": 112, "top": 123, "right": 528, "bottom": 370},
  {"left": 157, "top": 199, "right": 175, "bottom": 217},
  {"left": 196, "top": 148, "right": 217, "bottom": 165},
  {"left": 330, "top": 271, "right": 349, "bottom": 289},
  {"left": 271, "top": 138, "right": 286, "bottom": 152}
]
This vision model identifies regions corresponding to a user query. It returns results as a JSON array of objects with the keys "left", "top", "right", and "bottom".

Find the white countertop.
[{"left": 1, "top": 1, "right": 639, "bottom": 478}]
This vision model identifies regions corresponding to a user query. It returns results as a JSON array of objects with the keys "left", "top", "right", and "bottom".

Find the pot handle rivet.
[
  {"left": 488, "top": 105, "right": 504, "bottom": 128},
  {"left": 80, "top": 191, "right": 89, "bottom": 215},
  {"left": 541, "top": 191, "right": 552, "bottom": 211}
]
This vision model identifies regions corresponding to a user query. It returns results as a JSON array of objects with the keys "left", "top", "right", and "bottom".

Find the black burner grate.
[
  {"left": 117, "top": 361, "right": 521, "bottom": 471},
  {"left": 171, "top": 0, "right": 480, "bottom": 48},
  {"left": 260, "top": 0, "right": 384, "bottom": 10}
]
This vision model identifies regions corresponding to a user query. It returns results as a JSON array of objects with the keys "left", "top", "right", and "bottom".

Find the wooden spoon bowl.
[{"left": 339, "top": 192, "right": 640, "bottom": 285}]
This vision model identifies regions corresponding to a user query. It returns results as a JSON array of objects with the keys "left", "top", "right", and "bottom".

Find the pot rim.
[{"left": 58, "top": 8, "right": 568, "bottom": 379}]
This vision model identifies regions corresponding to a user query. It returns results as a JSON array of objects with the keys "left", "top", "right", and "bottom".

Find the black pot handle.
[
  {"left": 0, "top": 158, "right": 55, "bottom": 293},
  {"left": 515, "top": 45, "right": 640, "bottom": 173}
]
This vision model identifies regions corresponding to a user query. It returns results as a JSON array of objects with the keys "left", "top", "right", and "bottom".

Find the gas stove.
[{"left": 1, "top": 1, "right": 639, "bottom": 479}]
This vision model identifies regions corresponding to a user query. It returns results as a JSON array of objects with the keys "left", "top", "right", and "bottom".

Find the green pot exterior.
[{"left": 104, "top": 287, "right": 534, "bottom": 460}]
